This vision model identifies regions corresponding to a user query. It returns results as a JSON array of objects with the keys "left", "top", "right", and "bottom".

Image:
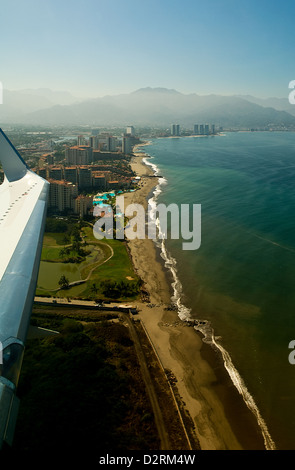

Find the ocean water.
[{"left": 143, "top": 132, "right": 295, "bottom": 450}]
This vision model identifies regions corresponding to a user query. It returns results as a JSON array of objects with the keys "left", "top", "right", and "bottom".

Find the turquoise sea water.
[{"left": 143, "top": 132, "right": 295, "bottom": 450}]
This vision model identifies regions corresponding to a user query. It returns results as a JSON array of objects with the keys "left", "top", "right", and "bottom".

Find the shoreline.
[{"left": 123, "top": 143, "right": 267, "bottom": 450}]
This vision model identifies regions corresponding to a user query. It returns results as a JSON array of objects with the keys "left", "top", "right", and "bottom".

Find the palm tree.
[{"left": 58, "top": 275, "right": 69, "bottom": 290}]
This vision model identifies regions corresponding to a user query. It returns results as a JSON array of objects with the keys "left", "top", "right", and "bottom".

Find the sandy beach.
[{"left": 123, "top": 145, "right": 266, "bottom": 450}]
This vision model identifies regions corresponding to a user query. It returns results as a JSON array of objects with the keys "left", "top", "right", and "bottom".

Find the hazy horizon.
[
  {"left": 2, "top": 86, "right": 291, "bottom": 101},
  {"left": 1, "top": 0, "right": 295, "bottom": 101}
]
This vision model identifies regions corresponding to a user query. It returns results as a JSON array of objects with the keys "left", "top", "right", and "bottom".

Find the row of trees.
[
  {"left": 48, "top": 219, "right": 91, "bottom": 263},
  {"left": 59, "top": 240, "right": 89, "bottom": 262},
  {"left": 58, "top": 277, "right": 141, "bottom": 299},
  {"left": 100, "top": 279, "right": 142, "bottom": 299}
]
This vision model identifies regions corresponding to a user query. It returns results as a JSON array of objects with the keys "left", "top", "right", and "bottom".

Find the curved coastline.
[{"left": 137, "top": 142, "right": 275, "bottom": 450}]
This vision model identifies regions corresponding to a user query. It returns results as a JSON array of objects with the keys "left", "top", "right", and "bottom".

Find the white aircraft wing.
[{"left": 0, "top": 129, "right": 49, "bottom": 448}]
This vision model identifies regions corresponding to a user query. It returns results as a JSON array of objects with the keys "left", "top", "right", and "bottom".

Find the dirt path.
[
  {"left": 124, "top": 313, "right": 171, "bottom": 450},
  {"left": 38, "top": 241, "right": 114, "bottom": 292},
  {"left": 68, "top": 241, "right": 114, "bottom": 287}
]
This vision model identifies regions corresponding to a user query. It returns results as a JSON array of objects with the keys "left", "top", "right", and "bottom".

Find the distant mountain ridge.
[
  {"left": 1, "top": 87, "right": 295, "bottom": 129},
  {"left": 236, "top": 94, "right": 295, "bottom": 116},
  {"left": 0, "top": 88, "right": 81, "bottom": 123}
]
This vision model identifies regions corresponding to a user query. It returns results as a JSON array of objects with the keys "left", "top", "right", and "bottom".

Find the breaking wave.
[{"left": 142, "top": 151, "right": 276, "bottom": 451}]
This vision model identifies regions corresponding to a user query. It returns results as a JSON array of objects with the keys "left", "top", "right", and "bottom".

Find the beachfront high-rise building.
[
  {"left": 64, "top": 166, "right": 78, "bottom": 185},
  {"left": 122, "top": 136, "right": 133, "bottom": 154},
  {"left": 77, "top": 135, "right": 85, "bottom": 146},
  {"left": 108, "top": 136, "right": 118, "bottom": 152},
  {"left": 48, "top": 179, "right": 78, "bottom": 213},
  {"left": 96, "top": 135, "right": 118, "bottom": 152},
  {"left": 65, "top": 146, "right": 93, "bottom": 165},
  {"left": 78, "top": 166, "right": 92, "bottom": 189},
  {"left": 126, "top": 126, "right": 135, "bottom": 136},
  {"left": 89, "top": 135, "right": 99, "bottom": 149},
  {"left": 74, "top": 195, "right": 93, "bottom": 218},
  {"left": 92, "top": 172, "right": 106, "bottom": 190},
  {"left": 97, "top": 135, "right": 108, "bottom": 151},
  {"left": 171, "top": 124, "right": 180, "bottom": 136},
  {"left": 48, "top": 166, "right": 63, "bottom": 180},
  {"left": 37, "top": 168, "right": 47, "bottom": 179},
  {"left": 193, "top": 123, "right": 216, "bottom": 135}
]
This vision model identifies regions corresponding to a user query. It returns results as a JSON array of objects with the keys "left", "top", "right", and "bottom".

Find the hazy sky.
[{"left": 1, "top": 0, "right": 294, "bottom": 99}]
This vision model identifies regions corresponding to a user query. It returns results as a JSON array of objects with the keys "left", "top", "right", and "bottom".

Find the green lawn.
[
  {"left": 36, "top": 225, "right": 140, "bottom": 301},
  {"left": 43, "top": 233, "right": 68, "bottom": 246},
  {"left": 41, "top": 245, "right": 64, "bottom": 261}
]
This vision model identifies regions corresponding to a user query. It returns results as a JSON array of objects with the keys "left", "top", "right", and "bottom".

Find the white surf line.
[
  {"left": 141, "top": 143, "right": 277, "bottom": 450},
  {"left": 210, "top": 333, "right": 276, "bottom": 450}
]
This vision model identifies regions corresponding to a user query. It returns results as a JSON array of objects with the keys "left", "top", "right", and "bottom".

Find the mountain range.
[{"left": 1, "top": 87, "right": 295, "bottom": 129}]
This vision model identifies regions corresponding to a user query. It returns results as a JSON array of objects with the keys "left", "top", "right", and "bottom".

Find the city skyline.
[{"left": 1, "top": 0, "right": 295, "bottom": 101}]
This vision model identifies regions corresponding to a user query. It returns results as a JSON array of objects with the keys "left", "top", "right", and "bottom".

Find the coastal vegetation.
[
  {"left": 36, "top": 217, "right": 141, "bottom": 301},
  {"left": 12, "top": 305, "right": 196, "bottom": 451},
  {"left": 13, "top": 317, "right": 160, "bottom": 451}
]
